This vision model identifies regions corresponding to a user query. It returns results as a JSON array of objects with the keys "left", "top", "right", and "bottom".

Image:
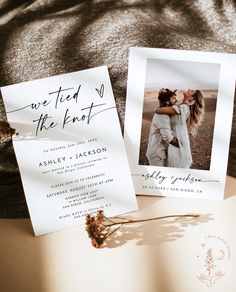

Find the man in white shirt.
[{"left": 146, "top": 89, "right": 179, "bottom": 166}]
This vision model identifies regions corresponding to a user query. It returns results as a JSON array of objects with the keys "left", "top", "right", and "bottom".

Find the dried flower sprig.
[
  {"left": 0, "top": 119, "right": 17, "bottom": 143},
  {"left": 85, "top": 210, "right": 200, "bottom": 248}
]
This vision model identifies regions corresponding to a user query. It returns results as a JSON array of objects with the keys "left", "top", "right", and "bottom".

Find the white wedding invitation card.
[
  {"left": 1, "top": 66, "right": 137, "bottom": 235},
  {"left": 124, "top": 48, "right": 236, "bottom": 200}
]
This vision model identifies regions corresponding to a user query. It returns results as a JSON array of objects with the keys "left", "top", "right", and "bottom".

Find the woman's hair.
[{"left": 187, "top": 90, "right": 205, "bottom": 136}]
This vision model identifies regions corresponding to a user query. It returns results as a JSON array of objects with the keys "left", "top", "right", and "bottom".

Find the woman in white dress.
[{"left": 155, "top": 89, "right": 204, "bottom": 168}]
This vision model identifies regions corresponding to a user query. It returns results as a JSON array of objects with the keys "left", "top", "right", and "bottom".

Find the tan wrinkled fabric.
[{"left": 0, "top": 0, "right": 235, "bottom": 216}]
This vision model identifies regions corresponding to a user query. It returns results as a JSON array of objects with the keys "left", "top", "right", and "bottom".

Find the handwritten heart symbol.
[{"left": 95, "top": 84, "right": 104, "bottom": 98}]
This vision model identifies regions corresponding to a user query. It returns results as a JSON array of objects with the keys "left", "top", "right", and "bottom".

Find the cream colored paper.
[{"left": 0, "top": 176, "right": 235, "bottom": 292}]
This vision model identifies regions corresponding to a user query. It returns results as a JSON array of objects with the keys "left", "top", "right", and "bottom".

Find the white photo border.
[{"left": 124, "top": 48, "right": 236, "bottom": 200}]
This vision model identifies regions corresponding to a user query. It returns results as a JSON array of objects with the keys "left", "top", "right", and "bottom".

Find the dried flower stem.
[
  {"left": 85, "top": 210, "right": 200, "bottom": 248},
  {"left": 102, "top": 214, "right": 200, "bottom": 227}
]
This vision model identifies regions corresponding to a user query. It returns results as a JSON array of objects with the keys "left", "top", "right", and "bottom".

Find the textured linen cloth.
[{"left": 0, "top": 0, "right": 235, "bottom": 217}]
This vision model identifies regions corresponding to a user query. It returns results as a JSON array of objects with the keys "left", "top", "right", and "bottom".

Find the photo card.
[{"left": 124, "top": 48, "right": 236, "bottom": 199}]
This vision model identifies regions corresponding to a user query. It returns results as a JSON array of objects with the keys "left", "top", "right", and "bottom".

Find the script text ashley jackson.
[{"left": 7, "top": 85, "right": 115, "bottom": 136}]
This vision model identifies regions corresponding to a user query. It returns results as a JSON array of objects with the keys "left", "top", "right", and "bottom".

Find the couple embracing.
[{"left": 146, "top": 88, "right": 204, "bottom": 168}]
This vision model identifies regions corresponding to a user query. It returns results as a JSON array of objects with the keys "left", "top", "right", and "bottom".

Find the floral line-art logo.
[
  {"left": 196, "top": 235, "right": 231, "bottom": 288},
  {"left": 197, "top": 248, "right": 225, "bottom": 287}
]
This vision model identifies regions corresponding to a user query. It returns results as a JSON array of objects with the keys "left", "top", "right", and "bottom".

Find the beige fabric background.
[{"left": 0, "top": 0, "right": 236, "bottom": 217}]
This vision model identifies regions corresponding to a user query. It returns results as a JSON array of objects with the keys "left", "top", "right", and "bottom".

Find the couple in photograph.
[{"left": 146, "top": 88, "right": 205, "bottom": 168}]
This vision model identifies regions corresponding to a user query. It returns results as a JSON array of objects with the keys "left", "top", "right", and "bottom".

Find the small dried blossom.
[
  {"left": 85, "top": 210, "right": 125, "bottom": 248},
  {"left": 85, "top": 211, "right": 107, "bottom": 248},
  {"left": 0, "top": 119, "right": 17, "bottom": 143},
  {"left": 85, "top": 210, "right": 200, "bottom": 248}
]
